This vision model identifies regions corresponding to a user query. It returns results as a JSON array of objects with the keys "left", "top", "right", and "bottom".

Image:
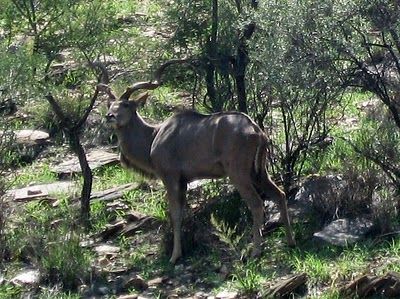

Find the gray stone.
[
  {"left": 148, "top": 277, "right": 165, "bottom": 286},
  {"left": 295, "top": 174, "right": 345, "bottom": 205},
  {"left": 117, "top": 295, "right": 138, "bottom": 299},
  {"left": 94, "top": 244, "right": 121, "bottom": 255},
  {"left": 215, "top": 290, "right": 238, "bottom": 299},
  {"left": 50, "top": 149, "right": 119, "bottom": 175},
  {"left": 11, "top": 269, "right": 40, "bottom": 286},
  {"left": 187, "top": 179, "right": 211, "bottom": 191},
  {"left": 138, "top": 295, "right": 153, "bottom": 299},
  {"left": 194, "top": 291, "right": 208, "bottom": 299},
  {"left": 7, "top": 181, "right": 76, "bottom": 201},
  {"left": 122, "top": 274, "right": 148, "bottom": 292},
  {"left": 314, "top": 217, "right": 374, "bottom": 246},
  {"left": 0, "top": 129, "right": 50, "bottom": 146},
  {"left": 293, "top": 174, "right": 347, "bottom": 222}
]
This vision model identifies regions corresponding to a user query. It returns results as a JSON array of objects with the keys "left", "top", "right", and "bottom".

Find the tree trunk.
[
  {"left": 233, "top": 22, "right": 256, "bottom": 114},
  {"left": 205, "top": 61, "right": 221, "bottom": 112},
  {"left": 234, "top": 63, "right": 248, "bottom": 113},
  {"left": 204, "top": 0, "right": 222, "bottom": 112},
  {"left": 69, "top": 131, "right": 92, "bottom": 228}
]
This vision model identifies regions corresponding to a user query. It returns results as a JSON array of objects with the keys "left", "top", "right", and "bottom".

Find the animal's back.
[{"left": 150, "top": 111, "right": 264, "bottom": 181}]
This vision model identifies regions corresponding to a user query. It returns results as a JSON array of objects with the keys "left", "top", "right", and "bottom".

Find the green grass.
[
  {"left": 9, "top": 163, "right": 58, "bottom": 188},
  {"left": 123, "top": 188, "right": 167, "bottom": 220},
  {"left": 125, "top": 238, "right": 173, "bottom": 279},
  {"left": 297, "top": 91, "right": 382, "bottom": 176},
  {"left": 40, "top": 229, "right": 92, "bottom": 290},
  {"left": 309, "top": 289, "right": 341, "bottom": 299},
  {"left": 5, "top": 198, "right": 91, "bottom": 291},
  {"left": 89, "top": 200, "right": 115, "bottom": 233},
  {"left": 290, "top": 251, "right": 332, "bottom": 284},
  {"left": 92, "top": 164, "right": 143, "bottom": 191},
  {"left": 38, "top": 290, "right": 82, "bottom": 299},
  {"left": 0, "top": 285, "right": 22, "bottom": 299},
  {"left": 232, "top": 261, "right": 264, "bottom": 295}
]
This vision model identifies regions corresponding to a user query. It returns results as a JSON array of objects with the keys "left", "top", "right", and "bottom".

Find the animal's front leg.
[{"left": 165, "top": 181, "right": 185, "bottom": 264}]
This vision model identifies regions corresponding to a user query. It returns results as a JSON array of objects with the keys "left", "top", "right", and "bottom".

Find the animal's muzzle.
[{"left": 105, "top": 113, "right": 115, "bottom": 122}]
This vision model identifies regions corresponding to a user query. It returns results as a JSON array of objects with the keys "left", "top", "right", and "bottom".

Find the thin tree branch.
[{"left": 45, "top": 94, "right": 70, "bottom": 128}]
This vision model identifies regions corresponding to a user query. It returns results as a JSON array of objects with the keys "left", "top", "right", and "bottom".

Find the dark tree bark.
[
  {"left": 204, "top": 0, "right": 221, "bottom": 112},
  {"left": 45, "top": 86, "right": 100, "bottom": 229},
  {"left": 69, "top": 131, "right": 92, "bottom": 227},
  {"left": 232, "top": 22, "right": 256, "bottom": 114},
  {"left": 205, "top": 60, "right": 221, "bottom": 112}
]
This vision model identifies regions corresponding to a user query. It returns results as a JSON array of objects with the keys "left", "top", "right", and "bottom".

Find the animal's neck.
[{"left": 117, "top": 113, "right": 158, "bottom": 174}]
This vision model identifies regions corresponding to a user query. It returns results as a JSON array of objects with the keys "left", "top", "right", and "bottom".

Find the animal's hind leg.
[
  {"left": 257, "top": 172, "right": 296, "bottom": 246},
  {"left": 163, "top": 178, "right": 187, "bottom": 264},
  {"left": 231, "top": 176, "right": 265, "bottom": 258}
]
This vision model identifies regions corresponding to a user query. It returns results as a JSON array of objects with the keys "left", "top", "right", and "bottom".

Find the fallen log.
[
  {"left": 342, "top": 272, "right": 400, "bottom": 298},
  {"left": 269, "top": 273, "right": 308, "bottom": 298}
]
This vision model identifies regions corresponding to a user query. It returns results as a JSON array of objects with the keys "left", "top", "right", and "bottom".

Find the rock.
[
  {"left": 82, "top": 280, "right": 114, "bottom": 297},
  {"left": 187, "top": 179, "right": 211, "bottom": 191},
  {"left": 126, "top": 210, "right": 148, "bottom": 222},
  {"left": 314, "top": 217, "right": 374, "bottom": 246},
  {"left": 294, "top": 174, "right": 372, "bottom": 223},
  {"left": 98, "top": 220, "right": 127, "bottom": 241},
  {"left": 117, "top": 295, "right": 138, "bottom": 299},
  {"left": 194, "top": 291, "right": 208, "bottom": 298},
  {"left": 11, "top": 269, "right": 40, "bottom": 286},
  {"left": 0, "top": 129, "right": 51, "bottom": 164},
  {"left": 94, "top": 244, "right": 121, "bottom": 255},
  {"left": 269, "top": 273, "right": 308, "bottom": 297},
  {"left": 50, "top": 149, "right": 119, "bottom": 175},
  {"left": 122, "top": 274, "right": 148, "bottom": 292},
  {"left": 7, "top": 181, "right": 76, "bottom": 202},
  {"left": 295, "top": 174, "right": 345, "bottom": 208},
  {"left": 98, "top": 257, "right": 112, "bottom": 267},
  {"left": 148, "top": 277, "right": 165, "bottom": 286},
  {"left": 96, "top": 285, "right": 112, "bottom": 296},
  {"left": 0, "top": 129, "right": 50, "bottom": 146},
  {"left": 215, "top": 290, "right": 238, "bottom": 299},
  {"left": 64, "top": 183, "right": 139, "bottom": 209},
  {"left": 90, "top": 183, "right": 139, "bottom": 203},
  {"left": 342, "top": 272, "right": 400, "bottom": 297},
  {"left": 120, "top": 216, "right": 161, "bottom": 238},
  {"left": 14, "top": 130, "right": 50, "bottom": 145},
  {"left": 106, "top": 201, "right": 129, "bottom": 213}
]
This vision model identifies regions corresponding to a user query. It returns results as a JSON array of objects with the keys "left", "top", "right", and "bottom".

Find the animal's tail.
[{"left": 253, "top": 134, "right": 268, "bottom": 179}]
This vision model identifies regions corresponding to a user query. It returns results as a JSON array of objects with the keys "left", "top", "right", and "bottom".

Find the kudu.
[{"left": 101, "top": 81, "right": 295, "bottom": 264}]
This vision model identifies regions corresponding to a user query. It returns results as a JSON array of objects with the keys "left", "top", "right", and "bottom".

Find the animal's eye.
[{"left": 121, "top": 102, "right": 130, "bottom": 108}]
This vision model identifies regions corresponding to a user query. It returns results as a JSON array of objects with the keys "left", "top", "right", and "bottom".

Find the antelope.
[{"left": 100, "top": 81, "right": 296, "bottom": 264}]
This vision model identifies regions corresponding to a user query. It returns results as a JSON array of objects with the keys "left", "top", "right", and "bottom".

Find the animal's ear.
[{"left": 134, "top": 92, "right": 149, "bottom": 107}]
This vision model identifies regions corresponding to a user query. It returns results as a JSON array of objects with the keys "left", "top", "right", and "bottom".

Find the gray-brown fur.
[{"left": 105, "top": 92, "right": 296, "bottom": 263}]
